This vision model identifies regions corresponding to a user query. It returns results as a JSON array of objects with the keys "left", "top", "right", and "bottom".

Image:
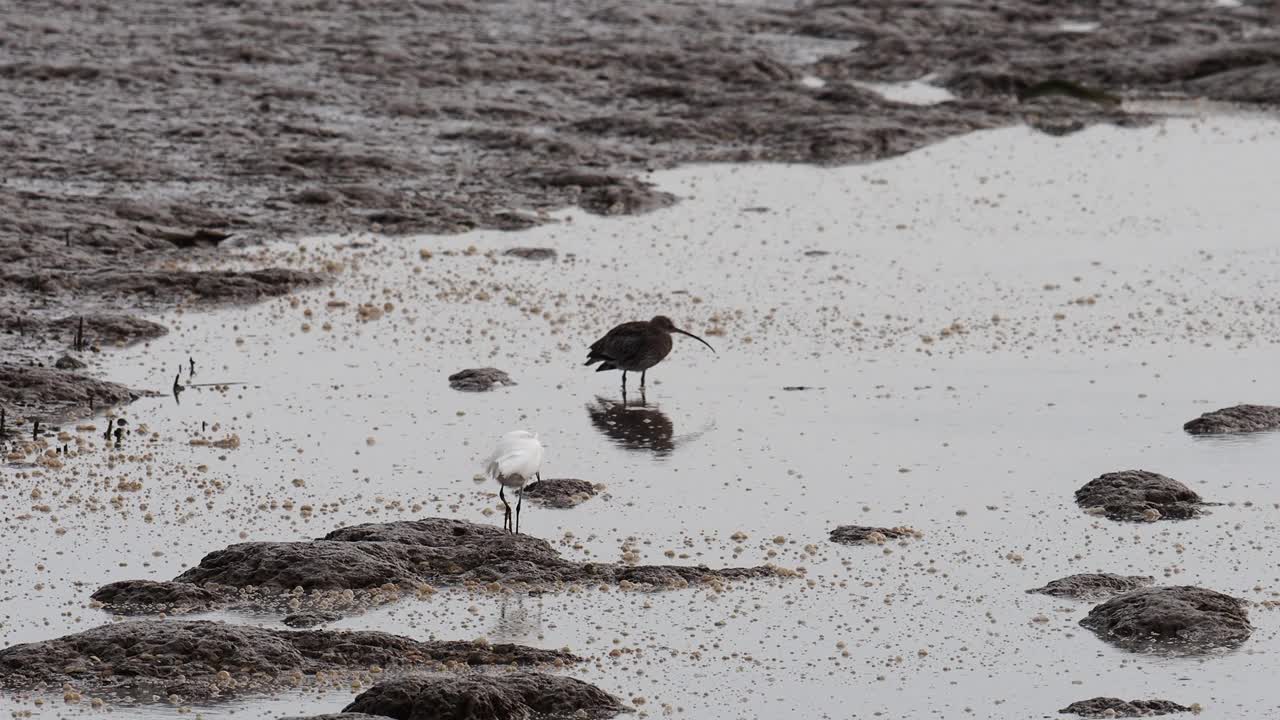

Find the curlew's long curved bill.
[{"left": 673, "top": 328, "right": 716, "bottom": 354}]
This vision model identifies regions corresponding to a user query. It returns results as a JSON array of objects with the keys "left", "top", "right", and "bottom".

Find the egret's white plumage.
[{"left": 484, "top": 430, "right": 544, "bottom": 534}]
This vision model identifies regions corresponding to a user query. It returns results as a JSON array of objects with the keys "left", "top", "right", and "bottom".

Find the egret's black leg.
[
  {"left": 500, "top": 485, "right": 512, "bottom": 533},
  {"left": 515, "top": 485, "right": 524, "bottom": 535}
]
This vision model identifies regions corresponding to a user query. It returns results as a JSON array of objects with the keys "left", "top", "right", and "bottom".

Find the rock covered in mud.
[
  {"left": 504, "top": 247, "right": 558, "bottom": 261},
  {"left": 448, "top": 367, "right": 516, "bottom": 391},
  {"left": 1183, "top": 404, "right": 1280, "bottom": 434},
  {"left": 1026, "top": 574, "right": 1155, "bottom": 601},
  {"left": 54, "top": 354, "right": 86, "bottom": 370},
  {"left": 90, "top": 579, "right": 223, "bottom": 612},
  {"left": 1074, "top": 470, "right": 1210, "bottom": 521},
  {"left": 0, "top": 620, "right": 575, "bottom": 699},
  {"left": 829, "top": 525, "right": 921, "bottom": 545},
  {"left": 284, "top": 611, "right": 343, "bottom": 628},
  {"left": 95, "top": 518, "right": 777, "bottom": 606},
  {"left": 1059, "top": 697, "right": 1192, "bottom": 717},
  {"left": 1079, "top": 586, "right": 1252, "bottom": 651},
  {"left": 0, "top": 364, "right": 142, "bottom": 422},
  {"left": 343, "top": 672, "right": 630, "bottom": 720},
  {"left": 524, "top": 478, "right": 598, "bottom": 508}
]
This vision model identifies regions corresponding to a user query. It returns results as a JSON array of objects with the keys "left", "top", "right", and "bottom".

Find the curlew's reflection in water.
[{"left": 586, "top": 394, "right": 675, "bottom": 455}]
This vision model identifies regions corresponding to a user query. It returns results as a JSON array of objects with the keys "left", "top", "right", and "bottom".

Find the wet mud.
[
  {"left": 828, "top": 525, "right": 922, "bottom": 545},
  {"left": 524, "top": 478, "right": 600, "bottom": 508},
  {"left": 1060, "top": 697, "right": 1192, "bottom": 718},
  {"left": 0, "top": 619, "right": 575, "bottom": 700},
  {"left": 340, "top": 672, "right": 630, "bottom": 720},
  {"left": 1183, "top": 404, "right": 1280, "bottom": 434},
  {"left": 448, "top": 368, "right": 517, "bottom": 392},
  {"left": 1079, "top": 586, "right": 1253, "bottom": 652},
  {"left": 93, "top": 518, "right": 781, "bottom": 615},
  {"left": 1074, "top": 470, "right": 1213, "bottom": 522},
  {"left": 5, "top": 0, "right": 1275, "bottom": 424},
  {"left": 1026, "top": 573, "right": 1155, "bottom": 601}
]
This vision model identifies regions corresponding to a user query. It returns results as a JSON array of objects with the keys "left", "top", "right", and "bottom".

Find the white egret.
[{"left": 484, "top": 430, "right": 544, "bottom": 534}]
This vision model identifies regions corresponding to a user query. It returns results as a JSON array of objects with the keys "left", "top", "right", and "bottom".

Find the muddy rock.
[
  {"left": 343, "top": 672, "right": 630, "bottom": 720},
  {"left": 1060, "top": 697, "right": 1192, "bottom": 717},
  {"left": 0, "top": 620, "right": 575, "bottom": 699},
  {"left": 504, "top": 247, "right": 558, "bottom": 261},
  {"left": 284, "top": 611, "right": 344, "bottom": 628},
  {"left": 524, "top": 478, "right": 598, "bottom": 508},
  {"left": 1183, "top": 404, "right": 1280, "bottom": 434},
  {"left": 1074, "top": 470, "right": 1211, "bottom": 521},
  {"left": 448, "top": 367, "right": 516, "bottom": 391},
  {"left": 829, "top": 525, "right": 920, "bottom": 545},
  {"left": 96, "top": 518, "right": 777, "bottom": 604},
  {"left": 0, "top": 364, "right": 143, "bottom": 423},
  {"left": 54, "top": 354, "right": 86, "bottom": 370},
  {"left": 1027, "top": 574, "right": 1155, "bottom": 601},
  {"left": 90, "top": 579, "right": 224, "bottom": 613},
  {"left": 1079, "top": 586, "right": 1253, "bottom": 651}
]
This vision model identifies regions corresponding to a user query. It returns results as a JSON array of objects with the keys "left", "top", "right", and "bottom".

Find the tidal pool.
[{"left": 4, "top": 114, "right": 1280, "bottom": 718}]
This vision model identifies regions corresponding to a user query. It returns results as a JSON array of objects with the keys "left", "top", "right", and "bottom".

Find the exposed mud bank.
[
  {"left": 93, "top": 518, "right": 782, "bottom": 615},
  {"left": 0, "top": 364, "right": 146, "bottom": 426},
  {"left": 1074, "top": 470, "right": 1214, "bottom": 521},
  {"left": 1184, "top": 404, "right": 1280, "bottom": 434},
  {"left": 5, "top": 0, "right": 1275, "bottom": 422},
  {"left": 1026, "top": 573, "right": 1155, "bottom": 601},
  {"left": 0, "top": 620, "right": 574, "bottom": 700},
  {"left": 1060, "top": 697, "right": 1192, "bottom": 718},
  {"left": 341, "top": 672, "right": 630, "bottom": 720},
  {"left": 1079, "top": 586, "right": 1253, "bottom": 652}
]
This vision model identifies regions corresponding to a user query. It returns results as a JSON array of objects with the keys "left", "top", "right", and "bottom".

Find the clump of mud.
[
  {"left": 0, "top": 620, "right": 574, "bottom": 700},
  {"left": 1026, "top": 574, "right": 1155, "bottom": 601},
  {"left": 1074, "top": 470, "right": 1213, "bottom": 521},
  {"left": 448, "top": 368, "right": 516, "bottom": 392},
  {"left": 93, "top": 518, "right": 781, "bottom": 614},
  {"left": 342, "top": 672, "right": 630, "bottom": 720},
  {"left": 1079, "top": 586, "right": 1253, "bottom": 651},
  {"left": 525, "top": 478, "right": 599, "bottom": 508},
  {"left": 829, "top": 525, "right": 921, "bottom": 545},
  {"left": 1183, "top": 404, "right": 1280, "bottom": 434},
  {"left": 504, "top": 247, "right": 558, "bottom": 261},
  {"left": 1059, "top": 697, "right": 1192, "bottom": 717}
]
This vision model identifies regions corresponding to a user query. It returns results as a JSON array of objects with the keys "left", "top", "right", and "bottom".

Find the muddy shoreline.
[{"left": 3, "top": 0, "right": 1278, "bottom": 426}]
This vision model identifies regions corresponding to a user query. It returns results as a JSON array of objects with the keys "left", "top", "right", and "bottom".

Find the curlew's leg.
[
  {"left": 515, "top": 484, "right": 524, "bottom": 535},
  {"left": 500, "top": 485, "right": 512, "bottom": 533},
  {"left": 640, "top": 369, "right": 646, "bottom": 390},
  {"left": 621, "top": 370, "right": 627, "bottom": 396}
]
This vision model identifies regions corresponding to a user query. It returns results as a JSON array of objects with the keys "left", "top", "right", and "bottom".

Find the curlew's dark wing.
[{"left": 585, "top": 321, "right": 649, "bottom": 365}]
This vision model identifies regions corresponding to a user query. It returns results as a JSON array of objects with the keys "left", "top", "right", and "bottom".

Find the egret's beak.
[{"left": 674, "top": 328, "right": 716, "bottom": 354}]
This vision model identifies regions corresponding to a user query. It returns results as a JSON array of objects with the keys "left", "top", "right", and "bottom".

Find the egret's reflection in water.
[
  {"left": 489, "top": 593, "right": 544, "bottom": 643},
  {"left": 586, "top": 395, "right": 675, "bottom": 455}
]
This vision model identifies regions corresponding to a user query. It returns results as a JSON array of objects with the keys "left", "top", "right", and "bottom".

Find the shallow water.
[{"left": 6, "top": 114, "right": 1280, "bottom": 717}]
